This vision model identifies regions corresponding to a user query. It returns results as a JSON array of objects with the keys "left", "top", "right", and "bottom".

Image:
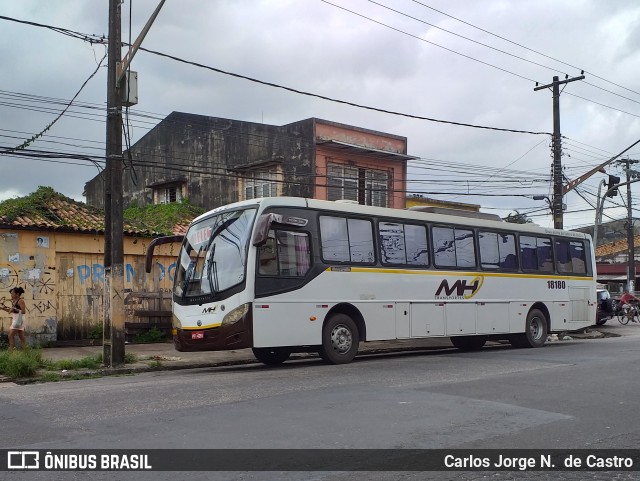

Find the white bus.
[{"left": 146, "top": 197, "right": 596, "bottom": 365}]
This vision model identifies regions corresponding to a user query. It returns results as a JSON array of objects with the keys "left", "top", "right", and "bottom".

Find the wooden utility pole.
[
  {"left": 104, "top": 0, "right": 125, "bottom": 366},
  {"left": 534, "top": 74, "right": 584, "bottom": 229}
]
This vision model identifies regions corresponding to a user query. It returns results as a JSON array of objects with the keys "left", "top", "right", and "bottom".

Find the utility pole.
[
  {"left": 103, "top": 0, "right": 166, "bottom": 366},
  {"left": 619, "top": 158, "right": 639, "bottom": 292},
  {"left": 105, "top": 0, "right": 125, "bottom": 366},
  {"left": 534, "top": 74, "right": 585, "bottom": 229}
]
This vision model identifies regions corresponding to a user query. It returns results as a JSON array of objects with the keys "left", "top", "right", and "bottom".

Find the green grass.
[
  {"left": 43, "top": 354, "right": 103, "bottom": 371},
  {"left": 0, "top": 349, "right": 140, "bottom": 380},
  {"left": 133, "top": 327, "right": 166, "bottom": 344},
  {"left": 0, "top": 349, "right": 43, "bottom": 378}
]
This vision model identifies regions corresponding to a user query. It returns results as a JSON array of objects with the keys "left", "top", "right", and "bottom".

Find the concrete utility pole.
[
  {"left": 104, "top": 0, "right": 125, "bottom": 366},
  {"left": 534, "top": 74, "right": 585, "bottom": 229},
  {"left": 619, "top": 158, "right": 639, "bottom": 292},
  {"left": 104, "top": 0, "right": 166, "bottom": 367}
]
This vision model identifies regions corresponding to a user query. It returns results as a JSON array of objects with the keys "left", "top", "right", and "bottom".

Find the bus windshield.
[{"left": 174, "top": 208, "right": 257, "bottom": 300}]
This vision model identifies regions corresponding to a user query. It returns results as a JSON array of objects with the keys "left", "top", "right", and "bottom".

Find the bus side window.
[
  {"left": 570, "top": 240, "right": 587, "bottom": 274},
  {"left": 258, "top": 230, "right": 311, "bottom": 277}
]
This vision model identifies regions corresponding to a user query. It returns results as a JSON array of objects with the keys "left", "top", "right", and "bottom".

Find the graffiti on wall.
[
  {"left": 0, "top": 265, "right": 57, "bottom": 316},
  {"left": 74, "top": 262, "right": 177, "bottom": 285}
]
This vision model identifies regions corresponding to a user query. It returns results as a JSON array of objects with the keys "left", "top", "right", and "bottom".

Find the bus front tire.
[
  {"left": 252, "top": 347, "right": 291, "bottom": 365},
  {"left": 318, "top": 314, "right": 359, "bottom": 365},
  {"left": 450, "top": 335, "right": 487, "bottom": 350},
  {"left": 510, "top": 308, "right": 548, "bottom": 348}
]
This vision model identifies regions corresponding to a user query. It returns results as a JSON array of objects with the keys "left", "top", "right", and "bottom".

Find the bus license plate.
[{"left": 191, "top": 331, "right": 204, "bottom": 340}]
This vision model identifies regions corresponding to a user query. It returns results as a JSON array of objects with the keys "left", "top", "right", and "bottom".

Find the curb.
[{"left": 6, "top": 326, "right": 628, "bottom": 384}]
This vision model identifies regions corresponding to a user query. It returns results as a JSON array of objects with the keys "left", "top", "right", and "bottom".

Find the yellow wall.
[{"left": 0, "top": 229, "right": 180, "bottom": 344}]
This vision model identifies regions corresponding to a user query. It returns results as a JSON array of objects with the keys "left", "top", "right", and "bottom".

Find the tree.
[{"left": 504, "top": 210, "right": 533, "bottom": 224}]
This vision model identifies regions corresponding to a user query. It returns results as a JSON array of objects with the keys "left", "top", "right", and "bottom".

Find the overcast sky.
[{"left": 2, "top": 0, "right": 640, "bottom": 230}]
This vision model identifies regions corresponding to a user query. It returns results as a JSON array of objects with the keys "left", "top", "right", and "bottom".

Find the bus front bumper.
[{"left": 173, "top": 308, "right": 253, "bottom": 352}]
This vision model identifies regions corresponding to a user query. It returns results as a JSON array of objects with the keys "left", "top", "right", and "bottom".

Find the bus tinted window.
[
  {"left": 479, "top": 231, "right": 517, "bottom": 270},
  {"left": 433, "top": 226, "right": 476, "bottom": 268},
  {"left": 258, "top": 230, "right": 311, "bottom": 277},
  {"left": 320, "top": 216, "right": 374, "bottom": 263},
  {"left": 537, "top": 237, "right": 553, "bottom": 272},
  {"left": 570, "top": 241, "right": 587, "bottom": 274},
  {"left": 348, "top": 218, "right": 375, "bottom": 263},
  {"left": 405, "top": 224, "right": 429, "bottom": 266},
  {"left": 379, "top": 222, "right": 428, "bottom": 266},
  {"left": 520, "top": 235, "right": 553, "bottom": 272},
  {"left": 555, "top": 239, "right": 587, "bottom": 274}
]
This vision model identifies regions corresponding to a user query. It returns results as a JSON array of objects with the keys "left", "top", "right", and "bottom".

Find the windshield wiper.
[
  {"left": 181, "top": 245, "right": 203, "bottom": 300},
  {"left": 202, "top": 215, "right": 240, "bottom": 295}
]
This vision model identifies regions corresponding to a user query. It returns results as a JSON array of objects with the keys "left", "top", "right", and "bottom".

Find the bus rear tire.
[
  {"left": 252, "top": 347, "right": 291, "bottom": 365},
  {"left": 450, "top": 335, "right": 487, "bottom": 350},
  {"left": 510, "top": 308, "right": 548, "bottom": 348},
  {"left": 318, "top": 314, "right": 359, "bottom": 365}
]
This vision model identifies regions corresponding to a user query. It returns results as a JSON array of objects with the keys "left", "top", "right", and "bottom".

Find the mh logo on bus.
[{"left": 435, "top": 276, "right": 484, "bottom": 300}]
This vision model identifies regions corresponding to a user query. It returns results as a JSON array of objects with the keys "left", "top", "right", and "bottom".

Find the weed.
[
  {"left": 88, "top": 323, "right": 103, "bottom": 340},
  {"left": 45, "top": 355, "right": 103, "bottom": 371},
  {"left": 0, "top": 349, "right": 43, "bottom": 378},
  {"left": 124, "top": 352, "right": 138, "bottom": 364},
  {"left": 133, "top": 327, "right": 166, "bottom": 344},
  {"left": 147, "top": 360, "right": 162, "bottom": 368}
]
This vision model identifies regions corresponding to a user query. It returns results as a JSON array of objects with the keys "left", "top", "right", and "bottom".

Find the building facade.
[
  {"left": 0, "top": 189, "right": 181, "bottom": 344},
  {"left": 84, "top": 113, "right": 413, "bottom": 211}
]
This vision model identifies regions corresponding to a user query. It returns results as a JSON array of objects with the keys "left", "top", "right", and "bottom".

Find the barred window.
[
  {"left": 244, "top": 166, "right": 280, "bottom": 200},
  {"left": 327, "top": 163, "right": 389, "bottom": 207}
]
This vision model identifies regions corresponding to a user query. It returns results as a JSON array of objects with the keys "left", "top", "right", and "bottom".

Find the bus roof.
[{"left": 190, "top": 197, "right": 591, "bottom": 240}]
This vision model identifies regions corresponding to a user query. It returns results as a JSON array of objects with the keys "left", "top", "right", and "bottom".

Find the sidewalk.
[{"left": 35, "top": 320, "right": 640, "bottom": 377}]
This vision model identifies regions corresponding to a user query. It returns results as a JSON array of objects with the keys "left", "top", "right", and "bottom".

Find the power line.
[
  {"left": 136, "top": 44, "right": 550, "bottom": 136},
  {"left": 408, "top": 0, "right": 640, "bottom": 99},
  {"left": 7, "top": 50, "right": 107, "bottom": 152},
  {"left": 0, "top": 13, "right": 551, "bottom": 136},
  {"left": 321, "top": 0, "right": 540, "bottom": 84}
]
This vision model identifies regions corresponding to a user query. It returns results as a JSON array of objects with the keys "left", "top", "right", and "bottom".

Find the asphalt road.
[{"left": 2, "top": 330, "right": 640, "bottom": 480}]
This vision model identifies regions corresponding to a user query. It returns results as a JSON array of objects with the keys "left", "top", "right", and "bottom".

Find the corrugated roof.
[{"left": 0, "top": 187, "right": 191, "bottom": 237}]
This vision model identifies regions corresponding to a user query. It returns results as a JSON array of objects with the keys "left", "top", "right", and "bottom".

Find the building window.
[
  {"left": 327, "top": 163, "right": 389, "bottom": 207},
  {"left": 242, "top": 166, "right": 281, "bottom": 200},
  {"left": 153, "top": 184, "right": 183, "bottom": 204}
]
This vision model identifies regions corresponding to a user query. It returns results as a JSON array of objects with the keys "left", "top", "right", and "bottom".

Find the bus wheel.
[
  {"left": 318, "top": 314, "right": 359, "bottom": 364},
  {"left": 510, "top": 308, "right": 548, "bottom": 348},
  {"left": 252, "top": 347, "right": 291, "bottom": 365},
  {"left": 450, "top": 335, "right": 487, "bottom": 350}
]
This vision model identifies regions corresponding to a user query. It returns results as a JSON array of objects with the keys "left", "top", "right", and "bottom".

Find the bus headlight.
[{"left": 222, "top": 303, "right": 250, "bottom": 326}]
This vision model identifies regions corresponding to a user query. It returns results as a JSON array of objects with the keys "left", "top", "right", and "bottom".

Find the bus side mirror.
[
  {"left": 145, "top": 235, "right": 184, "bottom": 273},
  {"left": 252, "top": 214, "right": 276, "bottom": 247},
  {"left": 252, "top": 213, "right": 309, "bottom": 246}
]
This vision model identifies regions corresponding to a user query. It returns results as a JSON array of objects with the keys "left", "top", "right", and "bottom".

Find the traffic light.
[{"left": 607, "top": 175, "right": 620, "bottom": 197}]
